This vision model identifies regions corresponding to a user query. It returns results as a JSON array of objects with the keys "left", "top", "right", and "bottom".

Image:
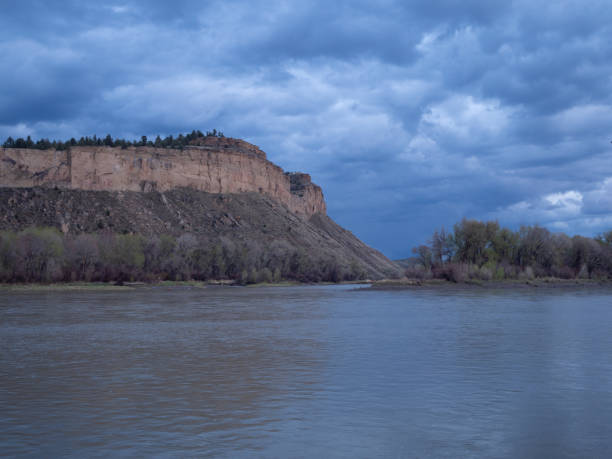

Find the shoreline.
[
  {"left": 2, "top": 278, "right": 612, "bottom": 292},
  {"left": 368, "top": 278, "right": 612, "bottom": 290},
  {"left": 0, "top": 279, "right": 371, "bottom": 292}
]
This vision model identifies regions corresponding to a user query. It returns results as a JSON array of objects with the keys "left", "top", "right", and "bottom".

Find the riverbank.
[
  {"left": 369, "top": 277, "right": 612, "bottom": 290},
  {"left": 4, "top": 278, "right": 608, "bottom": 292},
  {"left": 0, "top": 282, "right": 136, "bottom": 291},
  {"left": 0, "top": 279, "right": 373, "bottom": 292}
]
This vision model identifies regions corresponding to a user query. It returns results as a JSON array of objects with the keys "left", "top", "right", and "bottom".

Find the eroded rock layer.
[{"left": 0, "top": 137, "right": 325, "bottom": 218}]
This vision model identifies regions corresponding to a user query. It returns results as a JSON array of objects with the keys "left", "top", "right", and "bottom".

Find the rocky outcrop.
[
  {"left": 0, "top": 137, "right": 325, "bottom": 218},
  {"left": 0, "top": 148, "right": 70, "bottom": 187}
]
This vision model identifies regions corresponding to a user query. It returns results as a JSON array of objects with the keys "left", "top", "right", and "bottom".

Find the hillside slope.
[{"left": 0, "top": 187, "right": 401, "bottom": 279}]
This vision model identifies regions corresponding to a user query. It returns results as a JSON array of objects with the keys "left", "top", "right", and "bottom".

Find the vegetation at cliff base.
[
  {"left": 407, "top": 218, "right": 612, "bottom": 282},
  {"left": 1, "top": 129, "right": 225, "bottom": 151},
  {"left": 0, "top": 228, "right": 366, "bottom": 284}
]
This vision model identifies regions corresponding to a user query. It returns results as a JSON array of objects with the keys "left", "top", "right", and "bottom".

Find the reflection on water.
[{"left": 2, "top": 285, "right": 612, "bottom": 457}]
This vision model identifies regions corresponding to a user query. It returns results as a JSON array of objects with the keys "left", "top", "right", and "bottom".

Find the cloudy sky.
[{"left": 2, "top": 1, "right": 612, "bottom": 258}]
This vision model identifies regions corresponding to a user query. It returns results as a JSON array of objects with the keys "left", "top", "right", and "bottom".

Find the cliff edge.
[{"left": 0, "top": 136, "right": 325, "bottom": 218}]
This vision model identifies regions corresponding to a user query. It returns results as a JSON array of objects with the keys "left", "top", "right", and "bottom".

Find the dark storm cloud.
[{"left": 2, "top": 0, "right": 612, "bottom": 257}]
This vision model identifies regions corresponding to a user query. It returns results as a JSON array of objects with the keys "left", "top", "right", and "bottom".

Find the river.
[{"left": 2, "top": 285, "right": 612, "bottom": 457}]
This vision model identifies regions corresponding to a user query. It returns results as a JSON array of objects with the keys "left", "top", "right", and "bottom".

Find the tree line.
[
  {"left": 0, "top": 228, "right": 366, "bottom": 284},
  {"left": 410, "top": 218, "right": 612, "bottom": 282},
  {"left": 1, "top": 129, "right": 225, "bottom": 151}
]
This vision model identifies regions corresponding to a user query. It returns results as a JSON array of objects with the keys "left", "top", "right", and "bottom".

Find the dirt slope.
[{"left": 0, "top": 187, "right": 401, "bottom": 279}]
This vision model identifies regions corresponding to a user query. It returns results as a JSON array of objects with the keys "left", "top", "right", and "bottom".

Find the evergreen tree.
[{"left": 3, "top": 129, "right": 227, "bottom": 151}]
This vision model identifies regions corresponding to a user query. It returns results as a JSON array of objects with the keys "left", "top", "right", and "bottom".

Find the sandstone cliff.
[{"left": 0, "top": 137, "right": 325, "bottom": 218}]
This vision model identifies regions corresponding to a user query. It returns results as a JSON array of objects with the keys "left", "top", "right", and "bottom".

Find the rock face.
[{"left": 0, "top": 137, "right": 325, "bottom": 218}]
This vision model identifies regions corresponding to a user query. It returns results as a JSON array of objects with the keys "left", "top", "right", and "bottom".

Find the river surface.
[{"left": 2, "top": 285, "right": 612, "bottom": 458}]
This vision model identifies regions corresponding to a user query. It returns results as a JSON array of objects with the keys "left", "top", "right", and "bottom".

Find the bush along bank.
[
  {"left": 407, "top": 219, "right": 612, "bottom": 283},
  {"left": 0, "top": 228, "right": 366, "bottom": 284}
]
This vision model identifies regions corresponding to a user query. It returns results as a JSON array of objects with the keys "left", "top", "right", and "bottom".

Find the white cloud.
[
  {"left": 493, "top": 189, "right": 584, "bottom": 228},
  {"left": 422, "top": 95, "right": 513, "bottom": 142},
  {"left": 110, "top": 5, "right": 130, "bottom": 14},
  {"left": 490, "top": 184, "right": 612, "bottom": 236},
  {"left": 415, "top": 27, "right": 446, "bottom": 54},
  {"left": 545, "top": 190, "right": 583, "bottom": 210},
  {"left": 398, "top": 95, "right": 514, "bottom": 178}
]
